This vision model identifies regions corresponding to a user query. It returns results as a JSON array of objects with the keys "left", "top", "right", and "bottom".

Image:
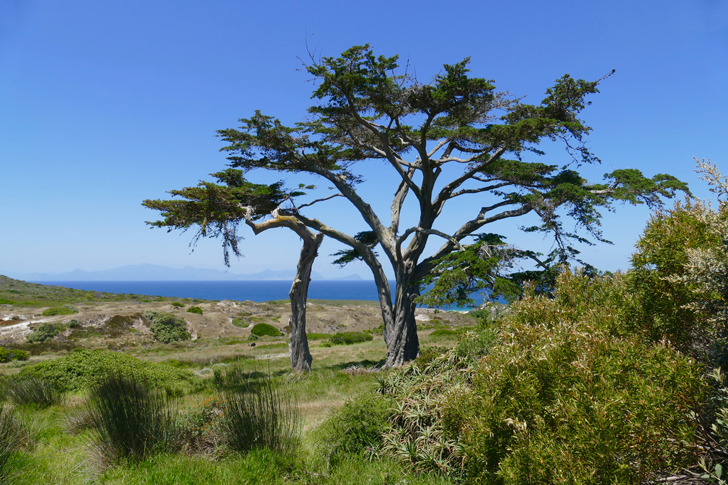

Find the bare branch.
[
  {"left": 450, "top": 182, "right": 512, "bottom": 198},
  {"left": 294, "top": 193, "right": 343, "bottom": 211}
]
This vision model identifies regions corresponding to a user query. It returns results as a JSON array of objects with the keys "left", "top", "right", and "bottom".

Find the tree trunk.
[
  {"left": 288, "top": 232, "right": 324, "bottom": 372},
  {"left": 384, "top": 272, "right": 420, "bottom": 367}
]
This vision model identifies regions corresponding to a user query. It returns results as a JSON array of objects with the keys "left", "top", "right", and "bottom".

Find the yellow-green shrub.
[{"left": 441, "top": 272, "right": 706, "bottom": 484}]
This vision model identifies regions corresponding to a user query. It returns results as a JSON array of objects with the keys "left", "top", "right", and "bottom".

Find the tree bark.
[
  {"left": 288, "top": 232, "right": 323, "bottom": 372},
  {"left": 384, "top": 271, "right": 420, "bottom": 367}
]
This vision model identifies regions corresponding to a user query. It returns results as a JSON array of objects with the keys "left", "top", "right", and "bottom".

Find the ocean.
[
  {"left": 31, "top": 280, "right": 392, "bottom": 303},
  {"left": 30, "top": 280, "right": 491, "bottom": 309}
]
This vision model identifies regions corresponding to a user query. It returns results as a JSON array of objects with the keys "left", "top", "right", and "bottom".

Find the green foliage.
[
  {"left": 250, "top": 323, "right": 282, "bottom": 337},
  {"left": 220, "top": 378, "right": 300, "bottom": 454},
  {"left": 87, "top": 373, "right": 177, "bottom": 465},
  {"left": 40, "top": 307, "right": 76, "bottom": 316},
  {"left": 17, "top": 349, "right": 196, "bottom": 393},
  {"left": 144, "top": 311, "right": 191, "bottom": 344},
  {"left": 630, "top": 197, "right": 724, "bottom": 355},
  {"left": 8, "top": 378, "right": 63, "bottom": 408},
  {"left": 231, "top": 317, "right": 250, "bottom": 328},
  {"left": 304, "top": 332, "right": 330, "bottom": 340},
  {"left": 67, "top": 319, "right": 79, "bottom": 328},
  {"left": 0, "top": 405, "right": 28, "bottom": 483},
  {"left": 328, "top": 332, "right": 373, "bottom": 345},
  {"left": 698, "top": 367, "right": 728, "bottom": 483},
  {"left": 0, "top": 298, "right": 15, "bottom": 305},
  {"left": 186, "top": 306, "right": 203, "bottom": 315},
  {"left": 0, "top": 348, "right": 28, "bottom": 363},
  {"left": 170, "top": 301, "right": 185, "bottom": 308},
  {"left": 315, "top": 393, "right": 392, "bottom": 460},
  {"left": 440, "top": 272, "right": 705, "bottom": 484},
  {"left": 25, "top": 322, "right": 59, "bottom": 344}
]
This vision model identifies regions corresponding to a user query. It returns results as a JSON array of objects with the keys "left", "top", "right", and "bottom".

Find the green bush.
[
  {"left": 67, "top": 319, "right": 80, "bottom": 328},
  {"left": 427, "top": 328, "right": 459, "bottom": 341},
  {"left": 143, "top": 311, "right": 191, "bottom": 344},
  {"left": 250, "top": 323, "right": 282, "bottom": 337},
  {"left": 0, "top": 348, "right": 29, "bottom": 363},
  {"left": 328, "top": 332, "right": 373, "bottom": 345},
  {"left": 26, "top": 322, "right": 59, "bottom": 344},
  {"left": 440, "top": 273, "right": 706, "bottom": 484},
  {"left": 88, "top": 373, "right": 177, "bottom": 465},
  {"left": 8, "top": 377, "right": 63, "bottom": 408},
  {"left": 41, "top": 307, "right": 76, "bottom": 316},
  {"left": 0, "top": 298, "right": 15, "bottom": 305},
  {"left": 231, "top": 317, "right": 249, "bottom": 328},
  {"left": 220, "top": 378, "right": 300, "bottom": 454},
  {"left": 315, "top": 393, "right": 392, "bottom": 460},
  {"left": 17, "top": 349, "right": 196, "bottom": 393},
  {"left": 170, "top": 301, "right": 185, "bottom": 308},
  {"left": 186, "top": 306, "right": 203, "bottom": 315}
]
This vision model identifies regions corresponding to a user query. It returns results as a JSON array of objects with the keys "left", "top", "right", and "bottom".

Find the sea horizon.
[{"left": 29, "top": 279, "right": 489, "bottom": 310}]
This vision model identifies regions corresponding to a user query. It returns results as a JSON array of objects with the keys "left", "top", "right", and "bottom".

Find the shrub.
[
  {"left": 26, "top": 322, "right": 59, "bottom": 343},
  {"left": 328, "top": 331, "right": 373, "bottom": 345},
  {"left": 220, "top": 378, "right": 299, "bottom": 454},
  {"left": 427, "top": 329, "right": 459, "bottom": 341},
  {"left": 0, "top": 299, "right": 15, "bottom": 305},
  {"left": 0, "top": 348, "right": 29, "bottom": 363},
  {"left": 250, "top": 323, "right": 282, "bottom": 337},
  {"left": 40, "top": 307, "right": 76, "bottom": 316},
  {"left": 87, "top": 373, "right": 177, "bottom": 465},
  {"left": 143, "top": 311, "right": 190, "bottom": 343},
  {"left": 8, "top": 377, "right": 63, "bottom": 408},
  {"left": 68, "top": 319, "right": 80, "bottom": 328},
  {"left": 170, "top": 301, "right": 184, "bottom": 308},
  {"left": 315, "top": 393, "right": 392, "bottom": 460},
  {"left": 441, "top": 281, "right": 706, "bottom": 484},
  {"left": 186, "top": 306, "right": 203, "bottom": 315},
  {"left": 17, "top": 349, "right": 196, "bottom": 393},
  {"left": 0, "top": 405, "right": 27, "bottom": 482}
]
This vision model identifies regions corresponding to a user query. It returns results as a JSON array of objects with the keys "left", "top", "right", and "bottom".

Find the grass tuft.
[
  {"left": 87, "top": 373, "right": 177, "bottom": 466},
  {"left": 8, "top": 378, "right": 63, "bottom": 408}
]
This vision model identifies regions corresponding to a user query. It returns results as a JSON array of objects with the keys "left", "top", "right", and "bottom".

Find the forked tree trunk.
[
  {"left": 288, "top": 232, "right": 324, "bottom": 372},
  {"left": 384, "top": 273, "right": 420, "bottom": 367}
]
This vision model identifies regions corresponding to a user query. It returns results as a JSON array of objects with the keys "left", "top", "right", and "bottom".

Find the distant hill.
[{"left": 11, "top": 264, "right": 364, "bottom": 282}]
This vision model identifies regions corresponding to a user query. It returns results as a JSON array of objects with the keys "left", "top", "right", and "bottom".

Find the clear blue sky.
[{"left": 1, "top": 0, "right": 726, "bottom": 280}]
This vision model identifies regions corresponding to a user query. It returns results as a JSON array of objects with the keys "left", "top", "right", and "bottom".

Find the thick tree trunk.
[
  {"left": 384, "top": 273, "right": 420, "bottom": 367},
  {"left": 288, "top": 232, "right": 323, "bottom": 372}
]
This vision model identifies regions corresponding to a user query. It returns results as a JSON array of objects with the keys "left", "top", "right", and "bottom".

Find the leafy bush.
[
  {"left": 26, "top": 322, "right": 59, "bottom": 343},
  {"left": 40, "top": 307, "right": 76, "bottom": 316},
  {"left": 67, "top": 319, "right": 80, "bottom": 328},
  {"left": 143, "top": 311, "right": 190, "bottom": 344},
  {"left": 186, "top": 306, "right": 203, "bottom": 315},
  {"left": 220, "top": 378, "right": 299, "bottom": 454},
  {"left": 17, "top": 349, "right": 196, "bottom": 393},
  {"left": 315, "top": 393, "right": 392, "bottom": 460},
  {"left": 0, "top": 405, "right": 28, "bottom": 482},
  {"left": 232, "top": 317, "right": 249, "bottom": 328},
  {"left": 8, "top": 377, "right": 63, "bottom": 408},
  {"left": 439, "top": 273, "right": 706, "bottom": 484},
  {"left": 250, "top": 323, "right": 282, "bottom": 337},
  {"left": 427, "top": 329, "right": 459, "bottom": 341},
  {"left": 328, "top": 332, "right": 373, "bottom": 345},
  {"left": 87, "top": 373, "right": 177, "bottom": 465},
  {"left": 0, "top": 348, "right": 29, "bottom": 363},
  {"left": 0, "top": 298, "right": 15, "bottom": 305},
  {"left": 170, "top": 301, "right": 184, "bottom": 308}
]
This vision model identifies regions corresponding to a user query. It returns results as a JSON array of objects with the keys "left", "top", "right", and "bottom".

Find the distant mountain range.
[{"left": 9, "top": 264, "right": 364, "bottom": 282}]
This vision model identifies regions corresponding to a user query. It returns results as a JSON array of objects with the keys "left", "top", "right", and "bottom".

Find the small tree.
[{"left": 143, "top": 170, "right": 324, "bottom": 371}]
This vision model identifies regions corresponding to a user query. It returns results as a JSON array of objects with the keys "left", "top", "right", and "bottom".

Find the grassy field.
[{"left": 0, "top": 278, "right": 467, "bottom": 484}]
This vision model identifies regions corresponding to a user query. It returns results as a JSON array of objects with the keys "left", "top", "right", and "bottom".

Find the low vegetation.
[
  {"left": 25, "top": 323, "right": 59, "bottom": 344},
  {"left": 0, "top": 348, "right": 28, "bottom": 364},
  {"left": 143, "top": 311, "right": 191, "bottom": 344},
  {"left": 186, "top": 306, "right": 203, "bottom": 315},
  {"left": 250, "top": 322, "right": 282, "bottom": 337}
]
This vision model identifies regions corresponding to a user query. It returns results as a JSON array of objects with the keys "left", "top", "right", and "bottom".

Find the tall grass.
[
  {"left": 87, "top": 373, "right": 177, "bottom": 466},
  {"left": 8, "top": 378, "right": 63, "bottom": 408},
  {"left": 220, "top": 377, "right": 300, "bottom": 454},
  {"left": 0, "top": 405, "right": 26, "bottom": 483}
]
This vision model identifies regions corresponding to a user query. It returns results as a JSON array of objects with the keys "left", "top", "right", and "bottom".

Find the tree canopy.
[{"left": 146, "top": 44, "right": 688, "bottom": 366}]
